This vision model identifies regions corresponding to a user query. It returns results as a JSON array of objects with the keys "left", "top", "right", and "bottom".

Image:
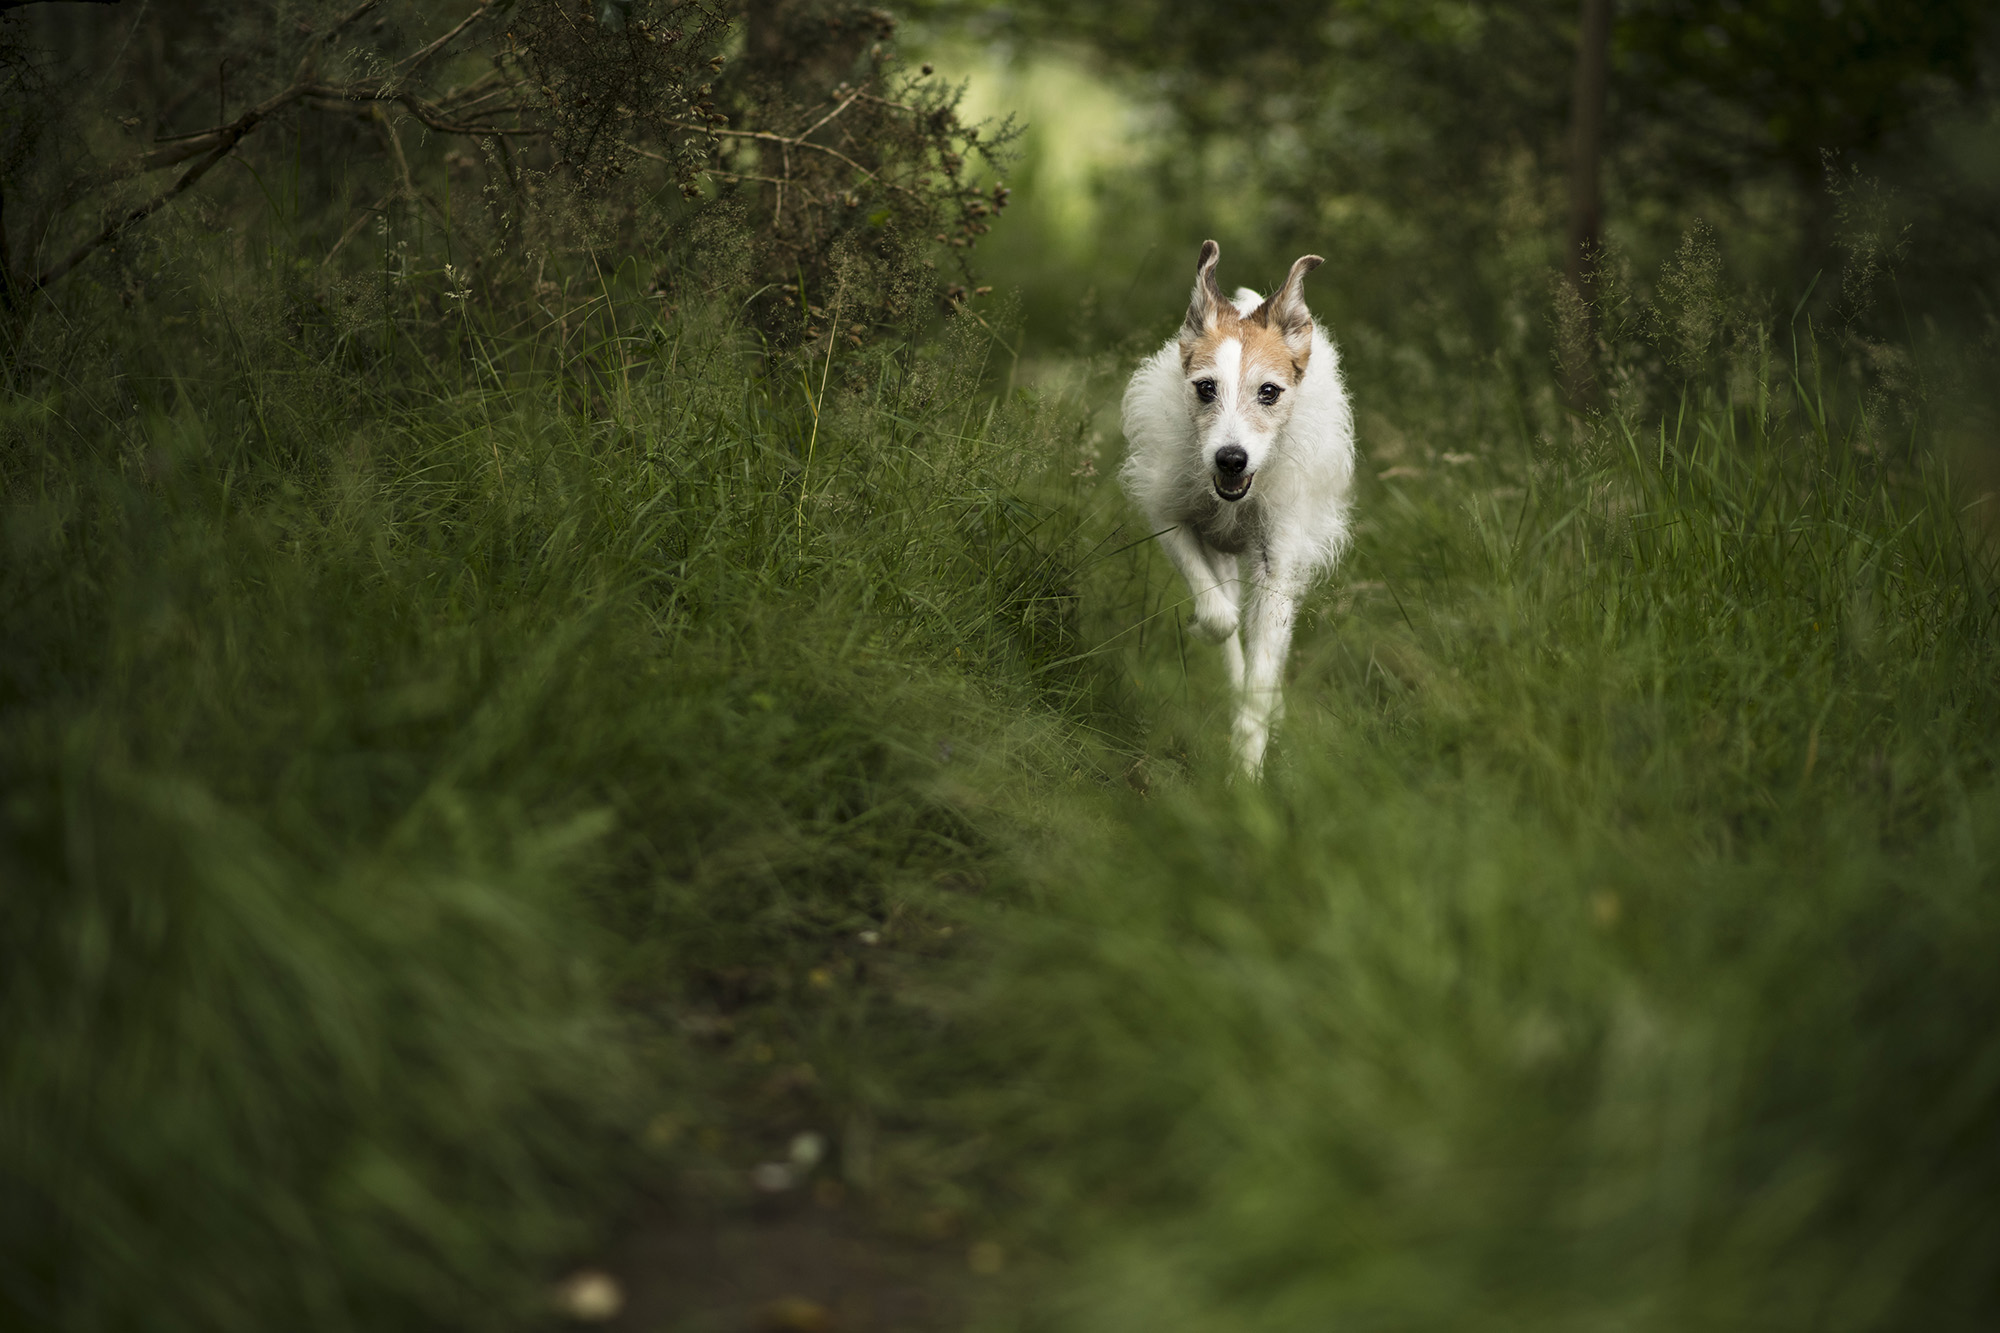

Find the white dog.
[{"left": 1120, "top": 240, "right": 1356, "bottom": 776}]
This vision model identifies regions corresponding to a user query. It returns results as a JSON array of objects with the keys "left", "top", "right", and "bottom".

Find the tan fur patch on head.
[
  {"left": 1177, "top": 242, "right": 1318, "bottom": 387},
  {"left": 1181, "top": 304, "right": 1308, "bottom": 385}
]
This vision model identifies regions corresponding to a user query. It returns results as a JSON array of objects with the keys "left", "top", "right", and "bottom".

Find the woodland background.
[{"left": 4, "top": 1, "right": 1999, "bottom": 1330}]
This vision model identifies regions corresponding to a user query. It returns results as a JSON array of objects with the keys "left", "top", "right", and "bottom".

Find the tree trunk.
[{"left": 1566, "top": 0, "right": 1612, "bottom": 299}]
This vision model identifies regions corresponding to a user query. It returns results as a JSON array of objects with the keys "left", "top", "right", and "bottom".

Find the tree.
[
  {"left": 0, "top": 0, "right": 1014, "bottom": 335},
  {"left": 1567, "top": 0, "right": 1611, "bottom": 299},
  {"left": 935, "top": 0, "right": 1996, "bottom": 339}
]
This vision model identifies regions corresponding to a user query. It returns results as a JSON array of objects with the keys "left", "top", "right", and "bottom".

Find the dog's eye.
[
  {"left": 1257, "top": 383, "right": 1283, "bottom": 406},
  {"left": 1193, "top": 378, "right": 1217, "bottom": 403}
]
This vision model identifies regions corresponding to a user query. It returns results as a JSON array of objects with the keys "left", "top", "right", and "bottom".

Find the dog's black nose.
[{"left": 1214, "top": 445, "right": 1248, "bottom": 477}]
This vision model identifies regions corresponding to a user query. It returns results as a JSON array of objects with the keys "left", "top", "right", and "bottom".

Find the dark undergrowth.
[{"left": 4, "top": 224, "right": 1998, "bottom": 1332}]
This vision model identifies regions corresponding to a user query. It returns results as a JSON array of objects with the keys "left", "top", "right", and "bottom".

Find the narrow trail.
[
  {"left": 596, "top": 1193, "right": 977, "bottom": 1332},
  {"left": 555, "top": 912, "right": 1018, "bottom": 1332}
]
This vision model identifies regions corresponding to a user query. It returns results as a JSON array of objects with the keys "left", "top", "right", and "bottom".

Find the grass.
[
  {"left": 0, "top": 278, "right": 1095, "bottom": 1329},
  {"left": 974, "top": 355, "right": 2000, "bottom": 1330},
  {"left": 3, "top": 237, "right": 1996, "bottom": 1332}
]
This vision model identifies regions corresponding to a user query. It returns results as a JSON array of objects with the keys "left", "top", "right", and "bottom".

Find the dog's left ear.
[
  {"left": 1254, "top": 254, "right": 1324, "bottom": 361},
  {"left": 1181, "top": 239, "right": 1225, "bottom": 343}
]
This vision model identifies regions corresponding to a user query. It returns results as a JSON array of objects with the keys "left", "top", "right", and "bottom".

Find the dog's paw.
[
  {"left": 1231, "top": 716, "right": 1269, "bottom": 778},
  {"left": 1232, "top": 690, "right": 1279, "bottom": 777},
  {"left": 1187, "top": 600, "right": 1239, "bottom": 643}
]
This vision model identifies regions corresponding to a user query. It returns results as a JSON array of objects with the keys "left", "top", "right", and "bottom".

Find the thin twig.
[
  {"left": 675, "top": 121, "right": 920, "bottom": 199},
  {"left": 775, "top": 141, "right": 788, "bottom": 229},
  {"left": 366, "top": 105, "right": 452, "bottom": 233},
  {"left": 322, "top": 192, "right": 391, "bottom": 266},
  {"left": 619, "top": 140, "right": 783, "bottom": 189},
  {"left": 35, "top": 137, "right": 239, "bottom": 289},
  {"left": 32, "top": 70, "right": 339, "bottom": 287},
  {"left": 438, "top": 72, "right": 512, "bottom": 112},
  {"left": 292, "top": 0, "right": 382, "bottom": 82},
  {"left": 703, "top": 168, "right": 788, "bottom": 188},
  {"left": 799, "top": 289, "right": 843, "bottom": 549},
  {"left": 372, "top": 104, "right": 418, "bottom": 197},
  {"left": 391, "top": 91, "right": 535, "bottom": 137},
  {"left": 0, "top": 179, "right": 14, "bottom": 307},
  {"left": 39, "top": 60, "right": 528, "bottom": 288},
  {"left": 849, "top": 91, "right": 924, "bottom": 116},
  {"left": 794, "top": 89, "right": 863, "bottom": 144},
  {"left": 303, "top": 88, "right": 530, "bottom": 138},
  {"left": 392, "top": 0, "right": 499, "bottom": 79},
  {"left": 95, "top": 0, "right": 152, "bottom": 94}
]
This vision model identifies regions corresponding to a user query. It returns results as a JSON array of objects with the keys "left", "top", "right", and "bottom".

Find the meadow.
[{"left": 5, "top": 14, "right": 2000, "bottom": 1332}]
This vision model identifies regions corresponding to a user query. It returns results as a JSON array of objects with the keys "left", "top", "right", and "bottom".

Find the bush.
[
  {"left": 0, "top": 237, "right": 1091, "bottom": 1325},
  {"left": 968, "top": 318, "right": 2000, "bottom": 1331}
]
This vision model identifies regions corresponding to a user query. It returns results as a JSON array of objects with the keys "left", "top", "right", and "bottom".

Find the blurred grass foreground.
[{"left": 4, "top": 1, "right": 2000, "bottom": 1331}]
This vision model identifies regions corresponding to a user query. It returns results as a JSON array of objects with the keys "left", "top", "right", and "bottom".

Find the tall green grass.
[
  {"left": 969, "top": 346, "right": 2000, "bottom": 1329},
  {"left": 4, "top": 225, "right": 1996, "bottom": 1333},
  {"left": 0, "top": 283, "right": 1095, "bottom": 1329}
]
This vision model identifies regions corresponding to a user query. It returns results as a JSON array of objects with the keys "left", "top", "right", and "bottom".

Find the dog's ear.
[
  {"left": 1254, "top": 254, "right": 1323, "bottom": 362},
  {"left": 1180, "top": 240, "right": 1225, "bottom": 344}
]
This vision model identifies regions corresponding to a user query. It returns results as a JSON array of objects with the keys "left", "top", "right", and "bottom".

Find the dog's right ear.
[
  {"left": 1180, "top": 239, "right": 1224, "bottom": 345},
  {"left": 1254, "top": 253, "right": 1324, "bottom": 363}
]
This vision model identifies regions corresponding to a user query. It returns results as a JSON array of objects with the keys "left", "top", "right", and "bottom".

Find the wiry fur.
[{"left": 1120, "top": 240, "right": 1356, "bottom": 775}]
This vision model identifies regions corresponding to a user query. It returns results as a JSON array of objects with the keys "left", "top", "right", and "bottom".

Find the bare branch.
[
  {"left": 619, "top": 142, "right": 787, "bottom": 191},
  {"left": 40, "top": 1, "right": 506, "bottom": 239},
  {"left": 392, "top": 1, "right": 502, "bottom": 82},
  {"left": 26, "top": 52, "right": 534, "bottom": 289},
  {"left": 322, "top": 192, "right": 392, "bottom": 266},
  {"left": 1, "top": 177, "right": 15, "bottom": 307},
  {"left": 35, "top": 136, "right": 238, "bottom": 289},
  {"left": 372, "top": 104, "right": 418, "bottom": 198},
  {"left": 436, "top": 69, "right": 510, "bottom": 110},
  {"left": 793, "top": 89, "right": 863, "bottom": 145},
  {"left": 369, "top": 105, "right": 453, "bottom": 232},
  {"left": 679, "top": 121, "right": 916, "bottom": 199},
  {"left": 291, "top": 0, "right": 382, "bottom": 83},
  {"left": 701, "top": 169, "right": 787, "bottom": 189},
  {"left": 391, "top": 90, "right": 537, "bottom": 137}
]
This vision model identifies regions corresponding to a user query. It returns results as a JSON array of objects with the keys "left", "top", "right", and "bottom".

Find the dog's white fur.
[{"left": 1120, "top": 240, "right": 1355, "bottom": 775}]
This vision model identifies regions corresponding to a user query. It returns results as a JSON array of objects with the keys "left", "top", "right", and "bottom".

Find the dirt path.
[{"left": 591, "top": 1191, "right": 979, "bottom": 1333}]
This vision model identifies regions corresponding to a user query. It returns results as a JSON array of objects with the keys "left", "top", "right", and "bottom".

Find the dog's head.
[{"left": 1177, "top": 240, "right": 1322, "bottom": 503}]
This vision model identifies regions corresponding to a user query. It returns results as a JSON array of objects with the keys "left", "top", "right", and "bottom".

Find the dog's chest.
[{"left": 1179, "top": 490, "right": 1267, "bottom": 556}]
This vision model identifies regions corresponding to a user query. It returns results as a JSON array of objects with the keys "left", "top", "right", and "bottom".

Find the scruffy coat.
[{"left": 1119, "top": 240, "right": 1356, "bottom": 774}]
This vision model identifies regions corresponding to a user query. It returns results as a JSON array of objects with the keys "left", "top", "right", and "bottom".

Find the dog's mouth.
[{"left": 1212, "top": 472, "right": 1255, "bottom": 503}]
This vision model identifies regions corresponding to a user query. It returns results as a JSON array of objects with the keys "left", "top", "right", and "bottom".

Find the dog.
[{"left": 1119, "top": 239, "right": 1356, "bottom": 776}]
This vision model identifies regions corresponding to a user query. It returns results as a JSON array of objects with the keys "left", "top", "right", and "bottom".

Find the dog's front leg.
[
  {"left": 1158, "top": 524, "right": 1239, "bottom": 643},
  {"left": 1234, "top": 558, "right": 1300, "bottom": 776}
]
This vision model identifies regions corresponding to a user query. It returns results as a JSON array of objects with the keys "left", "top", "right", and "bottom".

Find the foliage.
[
  {"left": 919, "top": 0, "right": 1999, "bottom": 367},
  {"left": 0, "top": 237, "right": 1091, "bottom": 1328},
  {"left": 0, "top": 0, "right": 1013, "bottom": 332},
  {"left": 960, "top": 301, "right": 2000, "bottom": 1332},
  {"left": 4, "top": 3, "right": 1999, "bottom": 1329},
  {"left": 1620, "top": 0, "right": 1989, "bottom": 185},
  {"left": 712, "top": 0, "right": 1019, "bottom": 337},
  {"left": 509, "top": 0, "right": 734, "bottom": 195}
]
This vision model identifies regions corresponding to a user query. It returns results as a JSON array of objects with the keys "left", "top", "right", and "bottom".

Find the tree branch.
[
  {"left": 291, "top": 0, "right": 381, "bottom": 82},
  {"left": 22, "top": 0, "right": 546, "bottom": 292},
  {"left": 322, "top": 192, "right": 392, "bottom": 267},
  {"left": 36, "top": 73, "right": 344, "bottom": 288},
  {"left": 681, "top": 120, "right": 916, "bottom": 199},
  {"left": 369, "top": 105, "right": 453, "bottom": 233},
  {"left": 794, "top": 89, "right": 863, "bottom": 144},
  {"left": 391, "top": 0, "right": 501, "bottom": 81},
  {"left": 1, "top": 176, "right": 15, "bottom": 308},
  {"left": 34, "top": 135, "right": 240, "bottom": 289}
]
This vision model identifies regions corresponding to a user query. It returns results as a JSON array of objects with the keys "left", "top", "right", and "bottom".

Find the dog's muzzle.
[
  {"left": 1212, "top": 443, "right": 1252, "bottom": 502},
  {"left": 1212, "top": 472, "right": 1255, "bottom": 502}
]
